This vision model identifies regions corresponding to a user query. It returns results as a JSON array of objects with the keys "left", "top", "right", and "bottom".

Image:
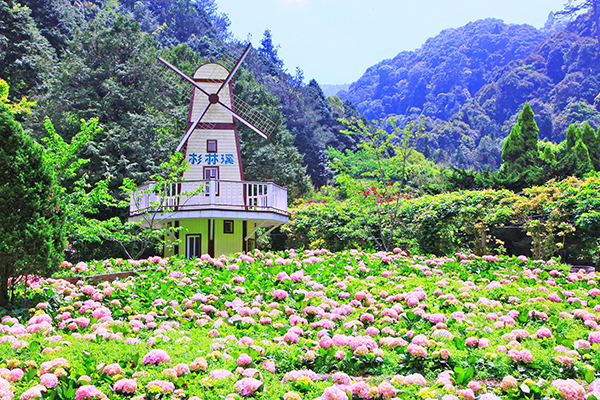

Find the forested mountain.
[
  {"left": 346, "top": 14, "right": 600, "bottom": 170},
  {"left": 4, "top": 0, "right": 600, "bottom": 189},
  {"left": 0, "top": 0, "right": 358, "bottom": 195}
]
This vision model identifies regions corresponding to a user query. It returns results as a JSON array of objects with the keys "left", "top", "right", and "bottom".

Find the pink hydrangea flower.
[
  {"left": 141, "top": 349, "right": 171, "bottom": 365},
  {"left": 273, "top": 290, "right": 289, "bottom": 299},
  {"left": 241, "top": 368, "right": 262, "bottom": 380},
  {"left": 261, "top": 360, "right": 276, "bottom": 373},
  {"left": 237, "top": 353, "right": 252, "bottom": 366},
  {"left": 321, "top": 386, "right": 348, "bottom": 400},
  {"left": 536, "top": 327, "right": 552, "bottom": 338},
  {"left": 146, "top": 380, "right": 174, "bottom": 394},
  {"left": 331, "top": 372, "right": 351, "bottom": 385},
  {"left": 282, "top": 370, "right": 318, "bottom": 383},
  {"left": 551, "top": 379, "right": 585, "bottom": 400},
  {"left": 190, "top": 357, "right": 208, "bottom": 372},
  {"left": 405, "top": 373, "right": 427, "bottom": 387},
  {"left": 283, "top": 331, "right": 299, "bottom": 343},
  {"left": 519, "top": 349, "right": 533, "bottom": 363},
  {"left": 378, "top": 381, "right": 397, "bottom": 399},
  {"left": 468, "top": 381, "right": 483, "bottom": 393},
  {"left": 113, "top": 379, "right": 137, "bottom": 394},
  {"left": 7, "top": 369, "right": 23, "bottom": 382},
  {"left": 365, "top": 327, "right": 379, "bottom": 337},
  {"left": 210, "top": 369, "right": 234, "bottom": 380},
  {"left": 319, "top": 336, "right": 334, "bottom": 349},
  {"left": 457, "top": 388, "right": 475, "bottom": 400},
  {"left": 75, "top": 385, "right": 106, "bottom": 400},
  {"left": 174, "top": 363, "right": 190, "bottom": 376},
  {"left": 501, "top": 376, "right": 518, "bottom": 392},
  {"left": 589, "top": 331, "right": 600, "bottom": 344},
  {"left": 102, "top": 363, "right": 122, "bottom": 376},
  {"left": 234, "top": 378, "right": 263, "bottom": 397},
  {"left": 39, "top": 374, "right": 58, "bottom": 388},
  {"left": 351, "top": 381, "right": 370, "bottom": 398},
  {"left": 574, "top": 340, "right": 591, "bottom": 350},
  {"left": 407, "top": 343, "right": 427, "bottom": 358},
  {"left": 479, "top": 394, "right": 502, "bottom": 400},
  {"left": 20, "top": 385, "right": 45, "bottom": 400}
]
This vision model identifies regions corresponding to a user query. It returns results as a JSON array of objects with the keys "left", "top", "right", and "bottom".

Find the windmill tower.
[{"left": 129, "top": 45, "right": 289, "bottom": 258}]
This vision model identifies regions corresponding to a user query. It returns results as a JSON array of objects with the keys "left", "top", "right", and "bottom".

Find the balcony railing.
[{"left": 129, "top": 179, "right": 288, "bottom": 217}]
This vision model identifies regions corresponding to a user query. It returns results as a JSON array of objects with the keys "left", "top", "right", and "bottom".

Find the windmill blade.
[
  {"left": 216, "top": 43, "right": 252, "bottom": 96},
  {"left": 158, "top": 57, "right": 212, "bottom": 99},
  {"left": 158, "top": 54, "right": 275, "bottom": 140},
  {"left": 175, "top": 103, "right": 213, "bottom": 152},
  {"left": 232, "top": 94, "right": 276, "bottom": 136},
  {"left": 217, "top": 99, "right": 271, "bottom": 139}
]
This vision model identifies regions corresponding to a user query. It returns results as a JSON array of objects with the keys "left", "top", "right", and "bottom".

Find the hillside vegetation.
[
  {"left": 346, "top": 15, "right": 600, "bottom": 169},
  {"left": 2, "top": 0, "right": 600, "bottom": 264},
  {"left": 0, "top": 0, "right": 359, "bottom": 193}
]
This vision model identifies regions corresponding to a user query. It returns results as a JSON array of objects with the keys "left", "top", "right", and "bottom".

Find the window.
[
  {"left": 207, "top": 140, "right": 217, "bottom": 153},
  {"left": 203, "top": 166, "right": 219, "bottom": 195},
  {"left": 204, "top": 166, "right": 219, "bottom": 180},
  {"left": 224, "top": 220, "right": 234, "bottom": 234},
  {"left": 186, "top": 234, "right": 201, "bottom": 259}
]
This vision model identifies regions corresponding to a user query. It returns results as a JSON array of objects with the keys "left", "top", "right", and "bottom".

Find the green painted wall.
[
  {"left": 214, "top": 219, "right": 241, "bottom": 256},
  {"left": 182, "top": 218, "right": 210, "bottom": 257},
  {"left": 164, "top": 218, "right": 256, "bottom": 258}
]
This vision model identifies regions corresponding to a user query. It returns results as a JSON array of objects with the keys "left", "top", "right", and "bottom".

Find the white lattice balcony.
[{"left": 128, "top": 179, "right": 288, "bottom": 225}]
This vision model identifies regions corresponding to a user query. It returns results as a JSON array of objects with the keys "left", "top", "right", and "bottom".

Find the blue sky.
[{"left": 214, "top": 0, "right": 568, "bottom": 85}]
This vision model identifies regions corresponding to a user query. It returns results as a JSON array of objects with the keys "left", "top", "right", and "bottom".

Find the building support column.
[{"left": 208, "top": 219, "right": 215, "bottom": 257}]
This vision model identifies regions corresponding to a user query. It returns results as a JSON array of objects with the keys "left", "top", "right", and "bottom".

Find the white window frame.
[{"left": 186, "top": 234, "right": 201, "bottom": 259}]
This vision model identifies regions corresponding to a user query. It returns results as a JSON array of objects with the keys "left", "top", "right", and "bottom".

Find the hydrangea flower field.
[{"left": 2, "top": 249, "right": 600, "bottom": 400}]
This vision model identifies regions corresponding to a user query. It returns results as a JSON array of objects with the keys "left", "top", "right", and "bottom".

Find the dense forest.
[
  {"left": 3, "top": 0, "right": 599, "bottom": 189},
  {"left": 0, "top": 0, "right": 360, "bottom": 195},
  {"left": 2, "top": 0, "right": 600, "bottom": 261},
  {"left": 346, "top": 11, "right": 600, "bottom": 170}
]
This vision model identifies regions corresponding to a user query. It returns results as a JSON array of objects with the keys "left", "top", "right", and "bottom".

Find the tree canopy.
[{"left": 0, "top": 100, "right": 64, "bottom": 306}]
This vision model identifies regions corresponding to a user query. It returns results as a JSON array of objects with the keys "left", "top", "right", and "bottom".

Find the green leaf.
[
  {"left": 452, "top": 336, "right": 465, "bottom": 350},
  {"left": 453, "top": 366, "right": 467, "bottom": 385},
  {"left": 465, "top": 366, "right": 474, "bottom": 381},
  {"left": 29, "top": 340, "right": 40, "bottom": 354},
  {"left": 585, "top": 368, "right": 595, "bottom": 383},
  {"left": 561, "top": 339, "right": 574, "bottom": 348},
  {"left": 25, "top": 367, "right": 37, "bottom": 381}
]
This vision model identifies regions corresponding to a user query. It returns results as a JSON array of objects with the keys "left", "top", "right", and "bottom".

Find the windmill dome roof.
[{"left": 193, "top": 63, "right": 229, "bottom": 80}]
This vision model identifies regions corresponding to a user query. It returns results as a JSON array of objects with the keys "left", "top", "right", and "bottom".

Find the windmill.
[
  {"left": 130, "top": 44, "right": 288, "bottom": 258},
  {"left": 158, "top": 44, "right": 275, "bottom": 182}
]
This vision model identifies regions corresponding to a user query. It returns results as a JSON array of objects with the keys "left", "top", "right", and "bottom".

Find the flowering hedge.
[
  {"left": 1, "top": 250, "right": 600, "bottom": 399},
  {"left": 285, "top": 176, "right": 600, "bottom": 262}
]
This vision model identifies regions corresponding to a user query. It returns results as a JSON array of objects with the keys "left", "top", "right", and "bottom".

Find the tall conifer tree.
[
  {"left": 502, "top": 103, "right": 540, "bottom": 167},
  {"left": 560, "top": 123, "right": 594, "bottom": 177},
  {"left": 0, "top": 101, "right": 65, "bottom": 305},
  {"left": 499, "top": 103, "right": 543, "bottom": 189},
  {"left": 581, "top": 122, "right": 600, "bottom": 171}
]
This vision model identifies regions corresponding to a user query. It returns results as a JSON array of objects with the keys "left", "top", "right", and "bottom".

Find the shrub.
[
  {"left": 285, "top": 177, "right": 600, "bottom": 262},
  {"left": 0, "top": 101, "right": 65, "bottom": 305}
]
